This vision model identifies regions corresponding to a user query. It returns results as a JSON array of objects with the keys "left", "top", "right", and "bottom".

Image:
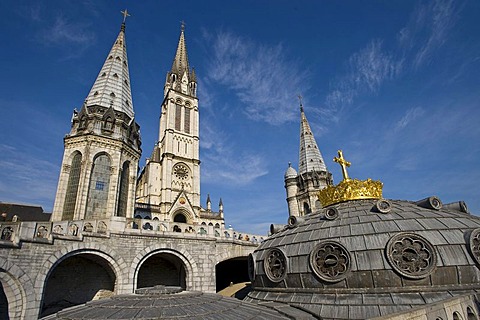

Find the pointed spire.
[
  {"left": 84, "top": 11, "right": 134, "bottom": 119},
  {"left": 171, "top": 22, "right": 190, "bottom": 77},
  {"left": 206, "top": 194, "right": 211, "bottom": 211},
  {"left": 298, "top": 102, "right": 328, "bottom": 175}
]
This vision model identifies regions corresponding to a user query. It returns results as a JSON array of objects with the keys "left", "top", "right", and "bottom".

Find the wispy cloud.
[
  {"left": 41, "top": 16, "right": 95, "bottom": 46},
  {"left": 0, "top": 144, "right": 58, "bottom": 211},
  {"left": 394, "top": 107, "right": 425, "bottom": 132},
  {"left": 399, "top": 0, "right": 460, "bottom": 69},
  {"left": 204, "top": 31, "right": 307, "bottom": 125},
  {"left": 319, "top": 40, "right": 402, "bottom": 130},
  {"left": 200, "top": 120, "right": 268, "bottom": 186}
]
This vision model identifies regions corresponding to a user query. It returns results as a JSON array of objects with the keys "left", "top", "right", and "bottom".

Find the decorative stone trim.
[
  {"left": 324, "top": 207, "right": 339, "bottom": 220},
  {"left": 264, "top": 248, "right": 287, "bottom": 283},
  {"left": 309, "top": 241, "right": 351, "bottom": 282},
  {"left": 468, "top": 228, "right": 480, "bottom": 267},
  {"left": 375, "top": 199, "right": 392, "bottom": 213},
  {"left": 386, "top": 232, "right": 437, "bottom": 279}
]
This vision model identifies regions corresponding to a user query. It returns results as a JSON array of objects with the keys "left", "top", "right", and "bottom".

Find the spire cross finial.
[
  {"left": 121, "top": 9, "right": 130, "bottom": 23},
  {"left": 180, "top": 20, "right": 186, "bottom": 32},
  {"left": 334, "top": 150, "right": 351, "bottom": 181},
  {"left": 298, "top": 95, "right": 304, "bottom": 112}
]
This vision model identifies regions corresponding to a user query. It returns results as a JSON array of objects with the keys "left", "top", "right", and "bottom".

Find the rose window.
[
  {"left": 264, "top": 249, "right": 287, "bottom": 282},
  {"left": 173, "top": 164, "right": 189, "bottom": 180},
  {"left": 309, "top": 241, "right": 351, "bottom": 282},
  {"left": 386, "top": 233, "right": 436, "bottom": 279}
]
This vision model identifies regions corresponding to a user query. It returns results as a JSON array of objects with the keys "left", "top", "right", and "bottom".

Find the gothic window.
[
  {"left": 175, "top": 104, "right": 182, "bottom": 131},
  {"left": 103, "top": 116, "right": 114, "bottom": 131},
  {"left": 62, "top": 152, "right": 82, "bottom": 220},
  {"left": 184, "top": 108, "right": 190, "bottom": 133},
  {"left": 117, "top": 161, "right": 130, "bottom": 217},
  {"left": 79, "top": 116, "right": 87, "bottom": 129},
  {"left": 86, "top": 154, "right": 111, "bottom": 219}
]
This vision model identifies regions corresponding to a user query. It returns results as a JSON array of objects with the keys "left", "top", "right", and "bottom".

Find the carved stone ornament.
[
  {"left": 309, "top": 241, "right": 351, "bottom": 282},
  {"left": 264, "top": 248, "right": 287, "bottom": 282},
  {"left": 468, "top": 228, "right": 480, "bottom": 267},
  {"left": 386, "top": 233, "right": 437, "bottom": 279}
]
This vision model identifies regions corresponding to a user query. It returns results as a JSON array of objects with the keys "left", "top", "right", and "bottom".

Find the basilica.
[{"left": 2, "top": 12, "right": 480, "bottom": 320}]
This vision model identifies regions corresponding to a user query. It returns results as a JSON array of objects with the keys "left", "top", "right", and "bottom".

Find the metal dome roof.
[{"left": 246, "top": 198, "right": 480, "bottom": 319}]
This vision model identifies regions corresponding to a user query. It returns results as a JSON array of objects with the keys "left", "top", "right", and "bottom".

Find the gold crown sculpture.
[{"left": 318, "top": 150, "right": 383, "bottom": 207}]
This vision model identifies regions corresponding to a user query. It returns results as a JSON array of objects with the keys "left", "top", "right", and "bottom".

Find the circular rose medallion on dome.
[
  {"left": 309, "top": 241, "right": 351, "bottom": 282},
  {"left": 264, "top": 249, "right": 287, "bottom": 282},
  {"left": 468, "top": 228, "right": 480, "bottom": 267},
  {"left": 386, "top": 233, "right": 437, "bottom": 279}
]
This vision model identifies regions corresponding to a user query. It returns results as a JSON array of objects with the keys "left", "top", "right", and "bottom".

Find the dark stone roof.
[
  {"left": 0, "top": 202, "right": 51, "bottom": 221},
  {"left": 246, "top": 198, "right": 480, "bottom": 319},
  {"left": 41, "top": 286, "right": 319, "bottom": 319}
]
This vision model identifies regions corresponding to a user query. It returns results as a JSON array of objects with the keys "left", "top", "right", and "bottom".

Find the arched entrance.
[
  {"left": 40, "top": 253, "right": 116, "bottom": 317},
  {"left": 0, "top": 281, "right": 8, "bottom": 320},
  {"left": 215, "top": 257, "right": 249, "bottom": 293},
  {"left": 136, "top": 253, "right": 186, "bottom": 289}
]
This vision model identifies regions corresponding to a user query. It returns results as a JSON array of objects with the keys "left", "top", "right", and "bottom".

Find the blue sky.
[{"left": 0, "top": 1, "right": 479, "bottom": 235}]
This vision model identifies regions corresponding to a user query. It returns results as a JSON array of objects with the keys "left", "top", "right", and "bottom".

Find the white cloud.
[
  {"left": 41, "top": 16, "right": 95, "bottom": 46},
  {"left": 205, "top": 31, "right": 307, "bottom": 125},
  {"left": 200, "top": 120, "right": 268, "bottom": 186},
  {"left": 394, "top": 107, "right": 425, "bottom": 132},
  {"left": 398, "top": 0, "right": 460, "bottom": 69}
]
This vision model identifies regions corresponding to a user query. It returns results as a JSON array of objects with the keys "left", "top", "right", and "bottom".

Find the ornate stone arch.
[
  {"left": 0, "top": 257, "right": 35, "bottom": 319},
  {"left": 130, "top": 245, "right": 197, "bottom": 291},
  {"left": 172, "top": 208, "right": 193, "bottom": 224}
]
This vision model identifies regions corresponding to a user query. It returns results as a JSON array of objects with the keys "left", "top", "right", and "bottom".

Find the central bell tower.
[{"left": 136, "top": 25, "right": 200, "bottom": 222}]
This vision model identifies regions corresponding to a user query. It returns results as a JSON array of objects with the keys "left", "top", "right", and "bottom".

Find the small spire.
[{"left": 298, "top": 95, "right": 304, "bottom": 113}]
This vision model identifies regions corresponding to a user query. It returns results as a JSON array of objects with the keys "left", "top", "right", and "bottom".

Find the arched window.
[
  {"left": 173, "top": 213, "right": 187, "bottom": 223},
  {"left": 79, "top": 115, "right": 87, "bottom": 129},
  {"left": 62, "top": 152, "right": 82, "bottom": 220},
  {"left": 454, "top": 312, "right": 464, "bottom": 320},
  {"left": 467, "top": 307, "right": 477, "bottom": 320},
  {"left": 303, "top": 202, "right": 311, "bottom": 214},
  {"left": 86, "top": 154, "right": 111, "bottom": 219},
  {"left": 175, "top": 104, "right": 182, "bottom": 131},
  {"left": 104, "top": 116, "right": 114, "bottom": 131},
  {"left": 184, "top": 108, "right": 190, "bottom": 134},
  {"left": 116, "top": 161, "right": 130, "bottom": 217}
]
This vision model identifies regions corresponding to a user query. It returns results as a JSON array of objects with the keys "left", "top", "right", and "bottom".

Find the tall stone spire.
[
  {"left": 51, "top": 11, "right": 141, "bottom": 222},
  {"left": 284, "top": 100, "right": 332, "bottom": 217},
  {"left": 171, "top": 22, "right": 190, "bottom": 77},
  {"left": 84, "top": 14, "right": 134, "bottom": 119},
  {"left": 298, "top": 105, "right": 327, "bottom": 175}
]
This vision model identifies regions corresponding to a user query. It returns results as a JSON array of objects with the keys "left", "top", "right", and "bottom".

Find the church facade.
[{"left": 0, "top": 16, "right": 263, "bottom": 319}]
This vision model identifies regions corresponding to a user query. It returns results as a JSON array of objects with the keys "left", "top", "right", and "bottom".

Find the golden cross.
[
  {"left": 121, "top": 9, "right": 130, "bottom": 23},
  {"left": 334, "top": 150, "right": 351, "bottom": 180}
]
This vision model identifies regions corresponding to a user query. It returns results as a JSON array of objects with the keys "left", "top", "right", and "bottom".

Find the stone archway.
[
  {"left": 215, "top": 256, "right": 249, "bottom": 293},
  {"left": 40, "top": 253, "right": 117, "bottom": 318},
  {"left": 136, "top": 252, "right": 187, "bottom": 289},
  {"left": 0, "top": 258, "right": 34, "bottom": 320}
]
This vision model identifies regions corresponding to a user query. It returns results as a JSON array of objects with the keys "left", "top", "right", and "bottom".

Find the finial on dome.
[
  {"left": 318, "top": 149, "right": 383, "bottom": 207},
  {"left": 334, "top": 150, "right": 351, "bottom": 181}
]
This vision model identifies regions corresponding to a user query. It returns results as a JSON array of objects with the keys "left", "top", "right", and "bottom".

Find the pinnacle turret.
[{"left": 84, "top": 14, "right": 134, "bottom": 119}]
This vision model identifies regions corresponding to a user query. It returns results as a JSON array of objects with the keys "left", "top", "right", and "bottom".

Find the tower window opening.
[
  {"left": 113, "top": 73, "right": 118, "bottom": 78},
  {"left": 175, "top": 104, "right": 182, "bottom": 131},
  {"left": 184, "top": 108, "right": 190, "bottom": 133},
  {"left": 185, "top": 143, "right": 187, "bottom": 154}
]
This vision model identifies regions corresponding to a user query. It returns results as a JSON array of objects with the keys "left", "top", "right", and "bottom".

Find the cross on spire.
[
  {"left": 180, "top": 20, "right": 186, "bottom": 32},
  {"left": 121, "top": 9, "right": 130, "bottom": 23},
  {"left": 334, "top": 150, "right": 351, "bottom": 181},
  {"left": 298, "top": 95, "right": 304, "bottom": 112}
]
